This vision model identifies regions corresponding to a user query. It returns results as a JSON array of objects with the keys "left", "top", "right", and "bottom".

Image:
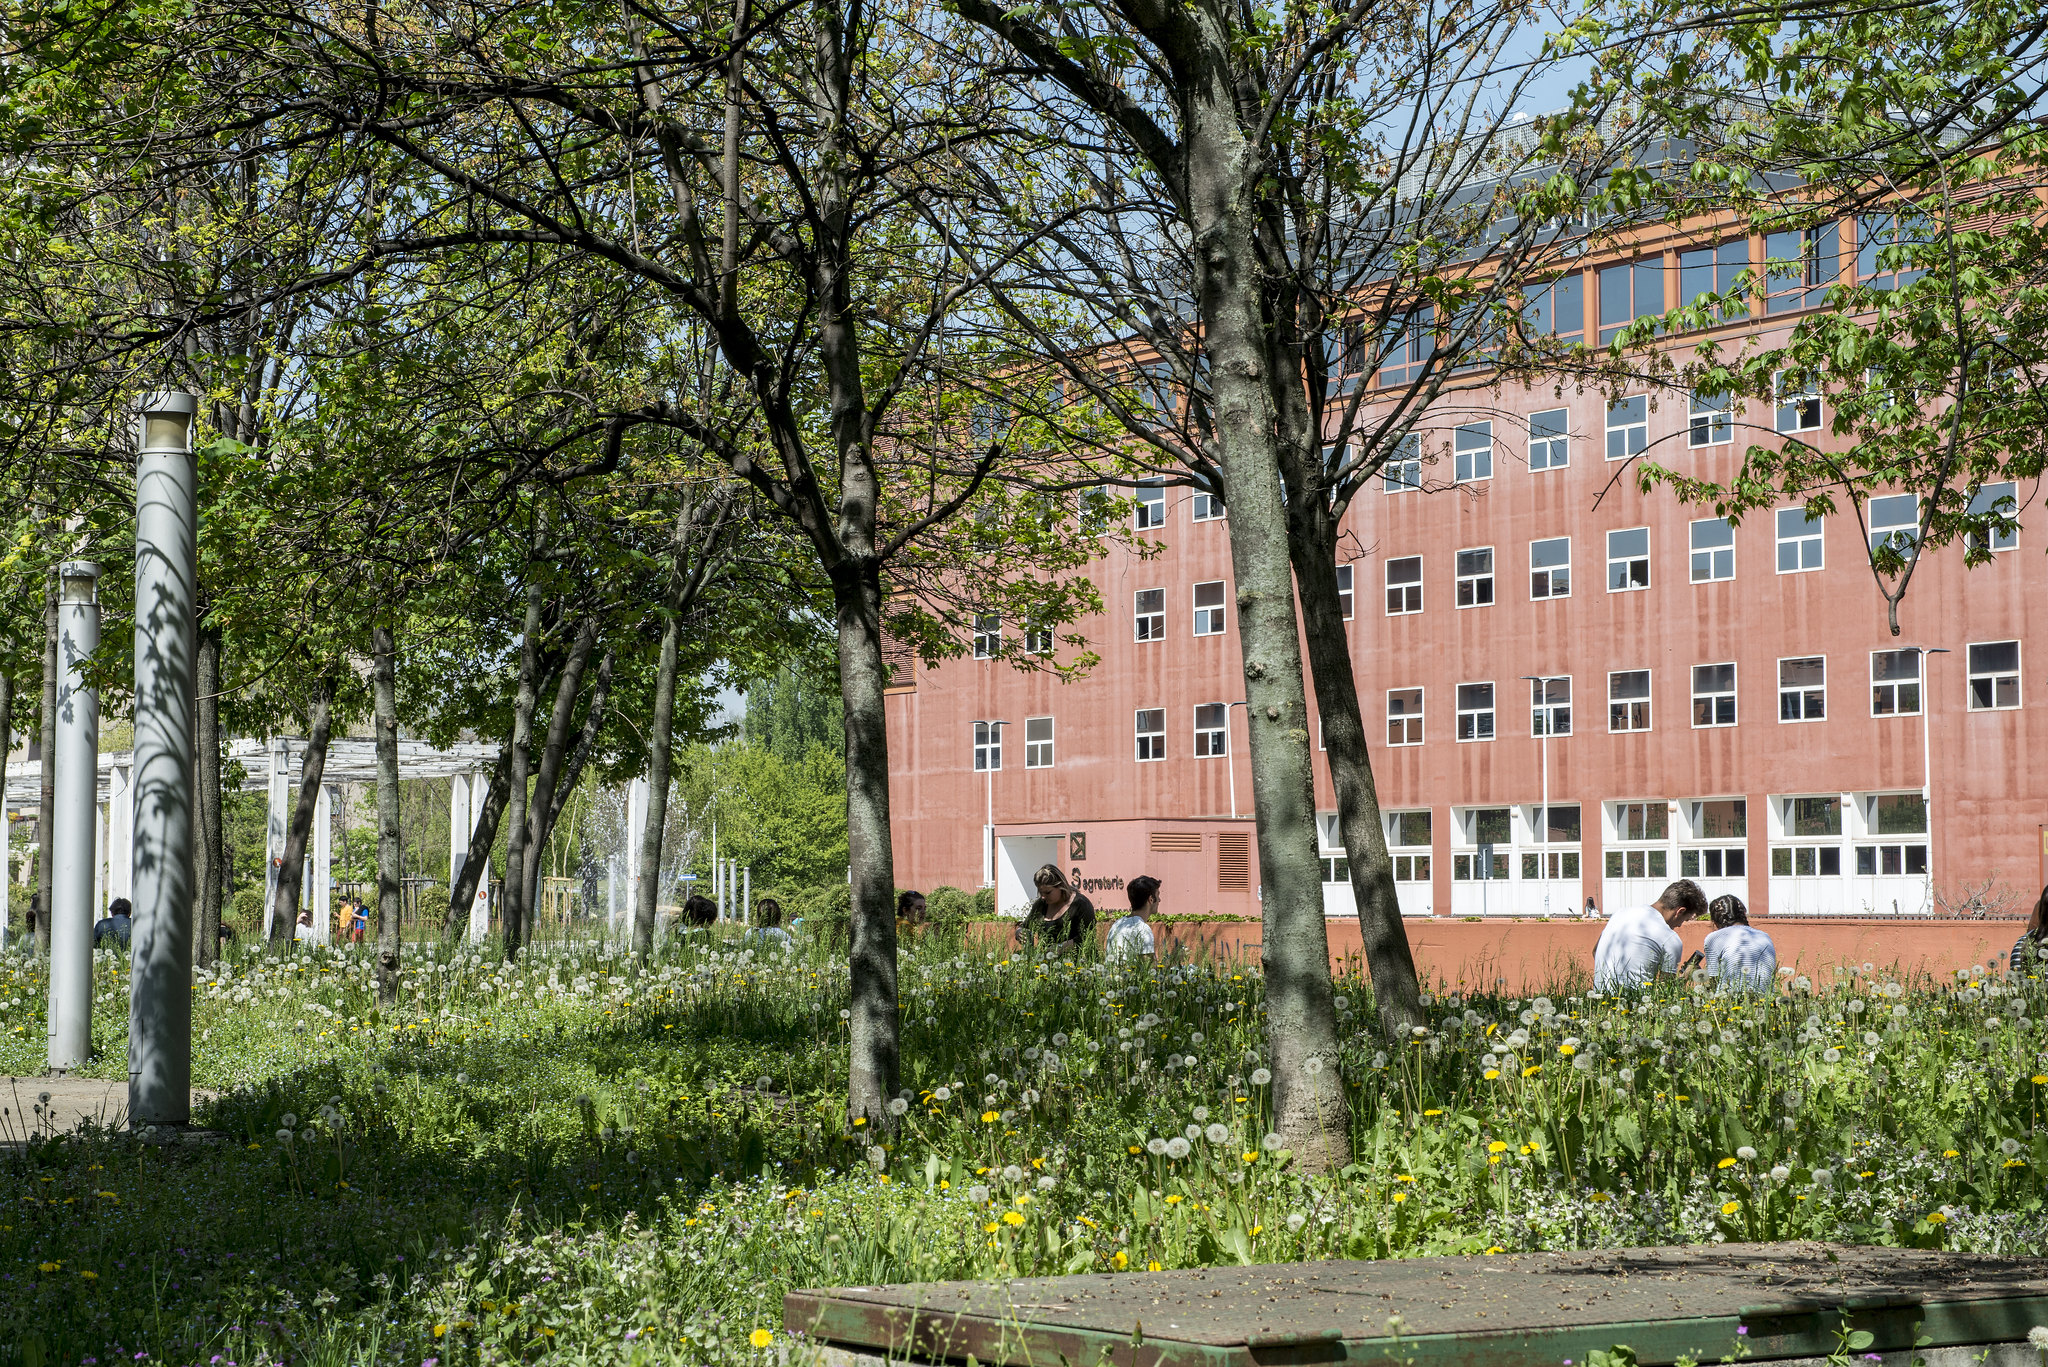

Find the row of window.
[{"left": 966, "top": 642, "right": 2022, "bottom": 773}]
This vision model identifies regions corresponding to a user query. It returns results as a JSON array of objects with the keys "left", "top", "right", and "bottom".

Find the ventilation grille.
[
  {"left": 1149, "top": 831, "right": 1203, "bottom": 853},
  {"left": 1217, "top": 833, "right": 1251, "bottom": 889}
]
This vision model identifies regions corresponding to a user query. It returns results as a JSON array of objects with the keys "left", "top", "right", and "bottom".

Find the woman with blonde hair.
[{"left": 1016, "top": 864, "right": 1095, "bottom": 952}]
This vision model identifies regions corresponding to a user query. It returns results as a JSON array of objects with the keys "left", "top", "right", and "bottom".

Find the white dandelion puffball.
[
  {"left": 2001, "top": 1137, "right": 2023, "bottom": 1157},
  {"left": 1192, "top": 1106, "right": 1210, "bottom": 1122},
  {"left": 1263, "top": 1132, "right": 1285, "bottom": 1151},
  {"left": 932, "top": 1086, "right": 951, "bottom": 1102},
  {"left": 1618, "top": 1068, "right": 1635, "bottom": 1084},
  {"left": 866, "top": 1146, "right": 886, "bottom": 1168},
  {"left": 1003, "top": 1164, "right": 1025, "bottom": 1183},
  {"left": 1770, "top": 1166, "right": 1791, "bottom": 1182},
  {"left": 1165, "top": 1137, "right": 1192, "bottom": 1160},
  {"left": 886, "top": 1097, "right": 908, "bottom": 1116},
  {"left": 2026, "top": 1326, "right": 2048, "bottom": 1351},
  {"left": 1205, "top": 1123, "right": 1230, "bottom": 1144},
  {"left": 1146, "top": 1138, "right": 1168, "bottom": 1156},
  {"left": 1022, "top": 1089, "right": 1040, "bottom": 1105},
  {"left": 1251, "top": 1067, "right": 1272, "bottom": 1086},
  {"left": 1037, "top": 1175, "right": 1056, "bottom": 1191},
  {"left": 280, "top": 1113, "right": 299, "bottom": 1129},
  {"left": 1333, "top": 996, "right": 1350, "bottom": 1011},
  {"left": 1737, "top": 1146, "right": 1758, "bottom": 1161},
  {"left": 1286, "top": 1212, "right": 1307, "bottom": 1232},
  {"left": 968, "top": 1184, "right": 991, "bottom": 1204},
  {"left": 1812, "top": 1168, "right": 1834, "bottom": 1186},
  {"left": 1482, "top": 1052, "right": 1500, "bottom": 1069},
  {"left": 1863, "top": 1032, "right": 1882, "bottom": 1047},
  {"left": 276, "top": 1129, "right": 294, "bottom": 1144},
  {"left": 839, "top": 1008, "right": 852, "bottom": 1020},
  {"left": 1305, "top": 1056, "right": 1326, "bottom": 1075},
  {"left": 1185, "top": 1125, "right": 1203, "bottom": 1142},
  {"left": 1823, "top": 1048, "right": 1842, "bottom": 1063},
  {"left": 1189, "top": 1032, "right": 1205, "bottom": 1045},
  {"left": 1052, "top": 1032, "right": 1068, "bottom": 1047},
  {"left": 985, "top": 1074, "right": 1001, "bottom": 1088}
]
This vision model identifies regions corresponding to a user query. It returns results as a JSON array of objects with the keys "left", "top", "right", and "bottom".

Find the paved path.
[{"left": 0, "top": 1076, "right": 218, "bottom": 1140}]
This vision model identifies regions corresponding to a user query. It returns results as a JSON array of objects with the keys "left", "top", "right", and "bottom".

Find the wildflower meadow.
[{"left": 0, "top": 928, "right": 2043, "bottom": 1367}]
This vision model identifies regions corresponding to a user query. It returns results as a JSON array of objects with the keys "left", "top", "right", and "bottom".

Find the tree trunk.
[
  {"left": 833, "top": 565, "right": 899, "bottom": 1126},
  {"left": 500, "top": 580, "right": 543, "bottom": 960},
  {"left": 541, "top": 648, "right": 613, "bottom": 841},
  {"left": 1289, "top": 524, "right": 1424, "bottom": 1037},
  {"left": 36, "top": 575, "right": 56, "bottom": 957},
  {"left": 444, "top": 738, "right": 511, "bottom": 936},
  {"left": 634, "top": 616, "right": 682, "bottom": 959},
  {"left": 193, "top": 622, "right": 225, "bottom": 968},
  {"left": 270, "top": 677, "right": 334, "bottom": 951},
  {"left": 519, "top": 617, "right": 598, "bottom": 926},
  {"left": 371, "top": 626, "right": 403, "bottom": 1002}
]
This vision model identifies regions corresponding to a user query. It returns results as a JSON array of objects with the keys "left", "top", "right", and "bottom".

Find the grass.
[{"left": 0, "top": 928, "right": 2042, "bottom": 1367}]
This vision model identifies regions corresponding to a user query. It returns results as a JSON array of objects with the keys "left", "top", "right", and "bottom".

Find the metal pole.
[
  {"left": 47, "top": 560, "right": 101, "bottom": 1072},
  {"left": 1522, "top": 677, "right": 1551, "bottom": 918},
  {"left": 1, "top": 804, "right": 10, "bottom": 947},
  {"left": 742, "top": 865, "right": 751, "bottom": 922},
  {"left": 1224, "top": 701, "right": 1250, "bottom": 821},
  {"left": 312, "top": 785, "right": 333, "bottom": 941},
  {"left": 130, "top": 391, "right": 199, "bottom": 1126},
  {"left": 710, "top": 816, "right": 719, "bottom": 918},
  {"left": 1919, "top": 648, "right": 1949, "bottom": 910}
]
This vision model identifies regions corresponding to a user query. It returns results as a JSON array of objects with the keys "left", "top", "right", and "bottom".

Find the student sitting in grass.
[
  {"left": 1015, "top": 864, "right": 1095, "bottom": 954},
  {"left": 751, "top": 897, "right": 794, "bottom": 949},
  {"left": 1698, "top": 894, "right": 1777, "bottom": 992},
  {"left": 1107, "top": 876, "right": 1160, "bottom": 963},
  {"left": 897, "top": 889, "right": 927, "bottom": 937},
  {"left": 1591, "top": 879, "right": 1706, "bottom": 992}
]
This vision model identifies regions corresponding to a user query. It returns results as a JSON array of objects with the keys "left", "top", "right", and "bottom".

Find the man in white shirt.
[
  {"left": 1700, "top": 895, "right": 1776, "bottom": 992},
  {"left": 1107, "top": 875, "right": 1161, "bottom": 963},
  {"left": 1592, "top": 879, "right": 1706, "bottom": 992}
]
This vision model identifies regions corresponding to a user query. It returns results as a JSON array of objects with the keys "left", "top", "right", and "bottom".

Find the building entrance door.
[{"left": 996, "top": 835, "right": 1061, "bottom": 918}]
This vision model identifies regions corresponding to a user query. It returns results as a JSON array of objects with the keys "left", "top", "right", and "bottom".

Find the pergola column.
[
  {"left": 48, "top": 560, "right": 101, "bottom": 1072},
  {"left": 311, "top": 783, "right": 332, "bottom": 940},
  {"left": 467, "top": 770, "right": 489, "bottom": 940},
  {"left": 262, "top": 739, "right": 288, "bottom": 939},
  {"left": 626, "top": 777, "right": 647, "bottom": 937},
  {"left": 106, "top": 764, "right": 132, "bottom": 905}
]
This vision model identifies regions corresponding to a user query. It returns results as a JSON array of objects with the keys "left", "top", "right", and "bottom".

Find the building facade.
[{"left": 883, "top": 217, "right": 2048, "bottom": 922}]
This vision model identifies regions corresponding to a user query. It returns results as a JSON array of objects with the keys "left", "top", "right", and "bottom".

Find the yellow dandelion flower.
[
  {"left": 1165, "top": 1194, "right": 1183, "bottom": 1204},
  {"left": 1522, "top": 1064, "right": 1542, "bottom": 1077},
  {"left": 1002, "top": 1211, "right": 1026, "bottom": 1226},
  {"left": 750, "top": 1330, "right": 775, "bottom": 1349},
  {"left": 1925, "top": 1211, "right": 1948, "bottom": 1224},
  {"left": 1422, "top": 1109, "right": 1443, "bottom": 1117},
  {"left": 1721, "top": 1200, "right": 1740, "bottom": 1215},
  {"left": 1147, "top": 1261, "right": 1163, "bottom": 1272},
  {"left": 1487, "top": 1140, "right": 1509, "bottom": 1154},
  {"left": 1112, "top": 1250, "right": 1128, "bottom": 1270},
  {"left": 1484, "top": 1069, "right": 1501, "bottom": 1080},
  {"left": 1717, "top": 1157, "right": 1737, "bottom": 1169},
  {"left": 982, "top": 1111, "right": 1000, "bottom": 1124}
]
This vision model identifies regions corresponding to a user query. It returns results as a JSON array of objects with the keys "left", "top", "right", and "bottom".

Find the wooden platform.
[{"left": 785, "top": 1244, "right": 2048, "bottom": 1367}]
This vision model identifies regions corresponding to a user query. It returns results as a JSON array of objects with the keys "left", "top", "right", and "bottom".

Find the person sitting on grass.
[
  {"left": 751, "top": 897, "right": 795, "bottom": 949},
  {"left": 1015, "top": 864, "right": 1095, "bottom": 954},
  {"left": 92, "top": 897, "right": 133, "bottom": 949},
  {"left": 1591, "top": 878, "right": 1706, "bottom": 992},
  {"left": 1698, "top": 894, "right": 1776, "bottom": 992},
  {"left": 2011, "top": 887, "right": 2048, "bottom": 975},
  {"left": 682, "top": 893, "right": 718, "bottom": 929},
  {"left": 1107, "top": 876, "right": 1160, "bottom": 963},
  {"left": 896, "top": 889, "right": 927, "bottom": 937}
]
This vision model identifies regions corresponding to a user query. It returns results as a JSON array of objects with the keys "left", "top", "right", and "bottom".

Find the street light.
[
  {"left": 1915, "top": 647, "right": 1949, "bottom": 909},
  {"left": 1521, "top": 675, "right": 1562, "bottom": 919},
  {"left": 1225, "top": 700, "right": 1250, "bottom": 820},
  {"left": 973, "top": 718, "right": 1007, "bottom": 888}
]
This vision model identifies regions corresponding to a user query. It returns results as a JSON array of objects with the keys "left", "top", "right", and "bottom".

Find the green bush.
[
  {"left": 970, "top": 885, "right": 996, "bottom": 919},
  {"left": 228, "top": 886, "right": 263, "bottom": 936},
  {"left": 925, "top": 885, "right": 973, "bottom": 931}
]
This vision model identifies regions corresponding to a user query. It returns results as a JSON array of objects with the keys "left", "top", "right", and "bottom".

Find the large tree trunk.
[
  {"left": 500, "top": 581, "right": 543, "bottom": 960},
  {"left": 193, "top": 622, "right": 225, "bottom": 968},
  {"left": 540, "top": 648, "right": 613, "bottom": 841},
  {"left": 1187, "top": 92, "right": 1351, "bottom": 1172},
  {"left": 1289, "top": 523, "right": 1424, "bottom": 1037},
  {"left": 519, "top": 617, "right": 598, "bottom": 927},
  {"left": 633, "top": 616, "right": 681, "bottom": 959},
  {"left": 833, "top": 565, "right": 899, "bottom": 1126},
  {"left": 269, "top": 677, "right": 334, "bottom": 949},
  {"left": 371, "top": 625, "right": 403, "bottom": 1003},
  {"left": 36, "top": 575, "right": 56, "bottom": 957},
  {"left": 444, "top": 738, "right": 511, "bottom": 936}
]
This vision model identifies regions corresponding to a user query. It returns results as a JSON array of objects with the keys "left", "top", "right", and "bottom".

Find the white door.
[{"left": 996, "top": 836, "right": 1061, "bottom": 918}]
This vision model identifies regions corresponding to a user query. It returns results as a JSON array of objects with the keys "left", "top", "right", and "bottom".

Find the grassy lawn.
[{"left": 0, "top": 930, "right": 2043, "bottom": 1367}]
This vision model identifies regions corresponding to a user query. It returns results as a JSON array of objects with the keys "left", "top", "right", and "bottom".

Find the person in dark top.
[
  {"left": 2010, "top": 887, "right": 2048, "bottom": 974},
  {"left": 683, "top": 893, "right": 718, "bottom": 927},
  {"left": 1015, "top": 864, "right": 1094, "bottom": 953},
  {"left": 93, "top": 897, "right": 133, "bottom": 949}
]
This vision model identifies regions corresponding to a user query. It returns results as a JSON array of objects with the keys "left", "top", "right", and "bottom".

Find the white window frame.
[
  {"left": 1383, "top": 434, "right": 1422, "bottom": 494},
  {"left": 1529, "top": 409, "right": 1569, "bottom": 471},
  {"left": 1134, "top": 708, "right": 1166, "bottom": 762},
  {"left": 1608, "top": 669, "right": 1651, "bottom": 732},
  {"left": 1192, "top": 581, "right": 1227, "bottom": 636},
  {"left": 1867, "top": 493, "right": 1920, "bottom": 561},
  {"left": 1385, "top": 556, "right": 1423, "bottom": 615},
  {"left": 1024, "top": 716, "right": 1054, "bottom": 768},
  {"left": 1388, "top": 806, "right": 1432, "bottom": 884},
  {"left": 1134, "top": 481, "right": 1167, "bottom": 529},
  {"left": 1967, "top": 481, "right": 2018, "bottom": 553},
  {"left": 1775, "top": 507, "right": 1823, "bottom": 574},
  {"left": 1455, "top": 547, "right": 1494, "bottom": 608},
  {"left": 1335, "top": 564, "right": 1354, "bottom": 620},
  {"left": 1530, "top": 676, "right": 1572, "bottom": 737},
  {"left": 1774, "top": 370, "right": 1823, "bottom": 433},
  {"left": 1194, "top": 702, "right": 1229, "bottom": 757},
  {"left": 1777, "top": 655, "right": 1826, "bottom": 723},
  {"left": 1134, "top": 588, "right": 1165, "bottom": 642},
  {"left": 1386, "top": 687, "right": 1423, "bottom": 747},
  {"left": 1870, "top": 649, "right": 1921, "bottom": 717},
  {"left": 973, "top": 720, "right": 1002, "bottom": 771},
  {"left": 1022, "top": 625, "right": 1053, "bottom": 656},
  {"left": 1455, "top": 682, "right": 1495, "bottom": 742},
  {"left": 1967, "top": 640, "right": 2020, "bottom": 712},
  {"left": 1607, "top": 527, "right": 1650, "bottom": 592},
  {"left": 1191, "top": 490, "right": 1225, "bottom": 522},
  {"left": 1454, "top": 421, "right": 1494, "bottom": 483},
  {"left": 1688, "top": 392, "right": 1733, "bottom": 447},
  {"left": 1606, "top": 396, "right": 1647, "bottom": 460},
  {"left": 972, "top": 612, "right": 1001, "bottom": 659},
  {"left": 1530, "top": 536, "right": 1570, "bottom": 599},
  {"left": 1691, "top": 662, "right": 1738, "bottom": 728},
  {"left": 1689, "top": 516, "right": 1735, "bottom": 583}
]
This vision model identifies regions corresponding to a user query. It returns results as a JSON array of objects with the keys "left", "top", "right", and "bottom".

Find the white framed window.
[
  {"left": 1194, "top": 702, "right": 1229, "bottom": 756},
  {"left": 1134, "top": 481, "right": 1167, "bottom": 529},
  {"left": 1455, "top": 548, "right": 1494, "bottom": 607},
  {"left": 1966, "top": 481, "right": 2018, "bottom": 552},
  {"left": 1855, "top": 793, "right": 1928, "bottom": 876},
  {"left": 1606, "top": 396, "right": 1647, "bottom": 460},
  {"left": 1387, "top": 809, "right": 1431, "bottom": 883},
  {"left": 1771, "top": 794, "right": 1843, "bottom": 880},
  {"left": 972, "top": 612, "right": 1001, "bottom": 659},
  {"left": 1023, "top": 624, "right": 1053, "bottom": 656},
  {"left": 1775, "top": 507, "right": 1823, "bottom": 573},
  {"left": 1867, "top": 493, "right": 1920, "bottom": 560},
  {"left": 1078, "top": 486, "right": 1113, "bottom": 537},
  {"left": 1455, "top": 682, "right": 1495, "bottom": 741},
  {"left": 1385, "top": 556, "right": 1422, "bottom": 615},
  {"left": 1529, "top": 409, "right": 1569, "bottom": 471},
  {"left": 1607, "top": 527, "right": 1649, "bottom": 591},
  {"left": 1605, "top": 798, "right": 1671, "bottom": 882},
  {"left": 1454, "top": 421, "right": 1494, "bottom": 482},
  {"left": 1689, "top": 517, "right": 1735, "bottom": 583},
  {"left": 1778, "top": 656, "right": 1826, "bottom": 722},
  {"left": 1134, "top": 588, "right": 1165, "bottom": 641},
  {"left": 1024, "top": 716, "right": 1054, "bottom": 768},
  {"left": 1967, "top": 640, "right": 2020, "bottom": 711},
  {"left": 1383, "top": 434, "right": 1422, "bottom": 493},
  {"left": 1191, "top": 490, "right": 1224, "bottom": 521},
  {"left": 1453, "top": 807, "right": 1512, "bottom": 881},
  {"left": 1530, "top": 536, "right": 1570, "bottom": 598},
  {"left": 1336, "top": 564, "right": 1354, "bottom": 620},
  {"left": 1870, "top": 649, "right": 1921, "bottom": 717},
  {"left": 1683, "top": 796, "right": 1749, "bottom": 881},
  {"left": 1692, "top": 662, "right": 1737, "bottom": 727},
  {"left": 973, "top": 720, "right": 1002, "bottom": 771},
  {"left": 1530, "top": 676, "right": 1572, "bottom": 736},
  {"left": 1774, "top": 371, "right": 1822, "bottom": 433},
  {"left": 1386, "top": 688, "right": 1423, "bottom": 746},
  {"left": 1135, "top": 709, "right": 1165, "bottom": 761},
  {"left": 1688, "top": 392, "right": 1733, "bottom": 447},
  {"left": 1192, "top": 581, "right": 1227, "bottom": 635},
  {"left": 1608, "top": 670, "right": 1651, "bottom": 732}
]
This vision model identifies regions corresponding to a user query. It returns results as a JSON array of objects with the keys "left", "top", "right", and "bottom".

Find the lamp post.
[
  {"left": 1521, "top": 675, "right": 1559, "bottom": 919},
  {"left": 1225, "top": 700, "right": 1250, "bottom": 820},
  {"left": 974, "top": 719, "right": 1006, "bottom": 887},
  {"left": 131, "top": 391, "right": 199, "bottom": 1126},
  {"left": 47, "top": 560, "right": 101, "bottom": 1073},
  {"left": 1916, "top": 647, "right": 1949, "bottom": 909}
]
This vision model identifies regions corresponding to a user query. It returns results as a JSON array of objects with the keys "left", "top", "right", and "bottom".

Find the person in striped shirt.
[{"left": 2010, "top": 887, "right": 2047, "bottom": 975}]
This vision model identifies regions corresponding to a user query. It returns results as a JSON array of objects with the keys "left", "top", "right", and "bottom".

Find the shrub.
[
  {"left": 969, "top": 886, "right": 996, "bottom": 919},
  {"left": 925, "top": 885, "right": 973, "bottom": 931},
  {"left": 228, "top": 886, "right": 263, "bottom": 936}
]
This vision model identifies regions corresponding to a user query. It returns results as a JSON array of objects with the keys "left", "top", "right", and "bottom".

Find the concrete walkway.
[{"left": 0, "top": 1076, "right": 218, "bottom": 1141}]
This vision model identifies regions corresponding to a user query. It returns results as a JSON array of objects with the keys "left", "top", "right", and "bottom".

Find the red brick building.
[{"left": 883, "top": 217, "right": 2048, "bottom": 923}]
